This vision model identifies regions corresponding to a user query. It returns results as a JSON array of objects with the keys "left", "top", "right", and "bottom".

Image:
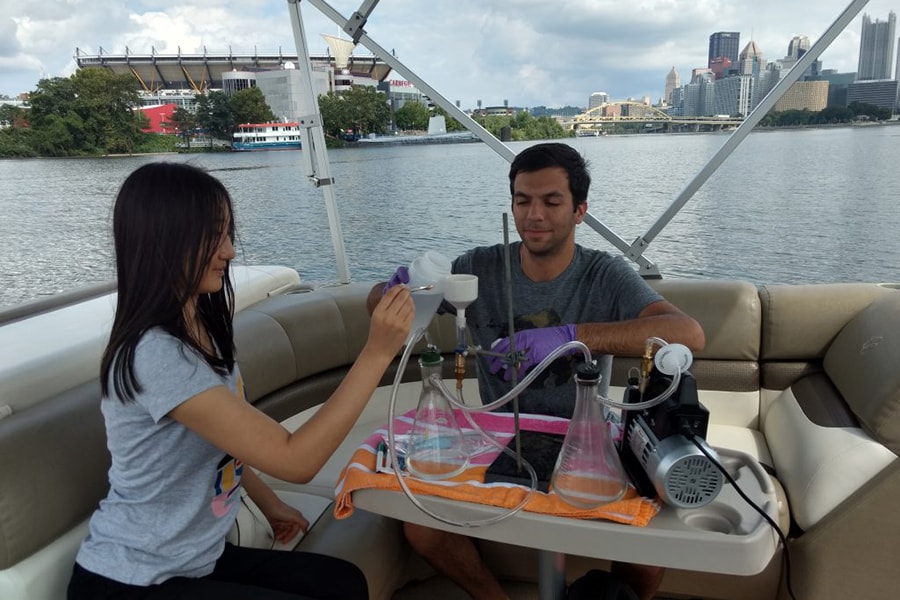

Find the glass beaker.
[
  {"left": 551, "top": 362, "right": 628, "bottom": 508},
  {"left": 407, "top": 347, "right": 470, "bottom": 480}
]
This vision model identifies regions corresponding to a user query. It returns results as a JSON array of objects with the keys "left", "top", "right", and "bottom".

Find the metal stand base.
[{"left": 537, "top": 550, "right": 566, "bottom": 600}]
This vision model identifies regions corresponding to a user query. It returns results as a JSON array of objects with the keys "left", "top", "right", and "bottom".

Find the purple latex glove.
[
  {"left": 487, "top": 325, "right": 578, "bottom": 381},
  {"left": 382, "top": 266, "right": 409, "bottom": 295}
]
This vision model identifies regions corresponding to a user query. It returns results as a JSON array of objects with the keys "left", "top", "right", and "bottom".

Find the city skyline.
[{"left": 2, "top": 1, "right": 899, "bottom": 108}]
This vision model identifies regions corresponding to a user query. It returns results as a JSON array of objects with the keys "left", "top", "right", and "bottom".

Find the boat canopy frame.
[{"left": 287, "top": 0, "right": 871, "bottom": 281}]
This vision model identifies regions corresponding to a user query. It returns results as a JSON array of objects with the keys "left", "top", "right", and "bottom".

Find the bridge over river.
[{"left": 560, "top": 101, "right": 744, "bottom": 133}]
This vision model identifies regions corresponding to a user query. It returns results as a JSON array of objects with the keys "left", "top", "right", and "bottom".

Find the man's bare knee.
[{"left": 404, "top": 522, "right": 450, "bottom": 555}]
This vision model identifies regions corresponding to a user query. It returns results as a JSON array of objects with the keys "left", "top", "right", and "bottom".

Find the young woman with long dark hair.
[{"left": 68, "top": 162, "right": 413, "bottom": 599}]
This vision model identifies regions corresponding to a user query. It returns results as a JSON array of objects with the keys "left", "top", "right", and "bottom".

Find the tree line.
[
  {"left": 757, "top": 101, "right": 892, "bottom": 127},
  {"left": 0, "top": 68, "right": 572, "bottom": 158}
]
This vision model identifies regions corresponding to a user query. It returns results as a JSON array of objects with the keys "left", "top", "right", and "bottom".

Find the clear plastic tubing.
[{"left": 386, "top": 328, "right": 537, "bottom": 528}]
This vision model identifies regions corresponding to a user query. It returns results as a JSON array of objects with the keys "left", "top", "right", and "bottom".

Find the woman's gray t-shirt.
[
  {"left": 76, "top": 328, "right": 244, "bottom": 585},
  {"left": 453, "top": 242, "right": 662, "bottom": 418}
]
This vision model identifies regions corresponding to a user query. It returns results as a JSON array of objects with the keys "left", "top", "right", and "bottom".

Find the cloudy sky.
[{"left": 1, "top": 0, "right": 897, "bottom": 108}]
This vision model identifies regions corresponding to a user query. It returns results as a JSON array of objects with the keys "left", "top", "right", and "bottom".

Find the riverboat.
[
  {"left": 232, "top": 121, "right": 303, "bottom": 151},
  {"left": 0, "top": 1, "right": 897, "bottom": 600}
]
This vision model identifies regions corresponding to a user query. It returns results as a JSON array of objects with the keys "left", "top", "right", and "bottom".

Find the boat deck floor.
[
  {"left": 394, "top": 576, "right": 540, "bottom": 599},
  {"left": 393, "top": 574, "right": 690, "bottom": 599}
]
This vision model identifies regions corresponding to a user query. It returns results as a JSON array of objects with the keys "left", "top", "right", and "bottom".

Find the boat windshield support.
[
  {"left": 303, "top": 0, "right": 658, "bottom": 275},
  {"left": 629, "top": 0, "right": 871, "bottom": 266},
  {"left": 344, "top": 0, "right": 380, "bottom": 43},
  {"left": 287, "top": 0, "right": 351, "bottom": 283},
  {"left": 294, "top": 0, "right": 868, "bottom": 281}
]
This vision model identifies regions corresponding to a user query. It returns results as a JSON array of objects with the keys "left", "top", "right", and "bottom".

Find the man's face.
[{"left": 511, "top": 166, "right": 586, "bottom": 257}]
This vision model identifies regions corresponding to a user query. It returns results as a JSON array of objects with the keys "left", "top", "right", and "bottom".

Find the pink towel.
[{"left": 334, "top": 410, "right": 659, "bottom": 526}]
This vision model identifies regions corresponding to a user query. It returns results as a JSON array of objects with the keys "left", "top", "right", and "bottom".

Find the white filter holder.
[
  {"left": 654, "top": 343, "right": 693, "bottom": 375},
  {"left": 443, "top": 274, "right": 478, "bottom": 328}
]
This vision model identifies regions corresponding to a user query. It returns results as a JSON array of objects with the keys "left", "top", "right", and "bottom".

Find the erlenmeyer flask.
[
  {"left": 551, "top": 362, "right": 628, "bottom": 508},
  {"left": 407, "top": 347, "right": 469, "bottom": 480}
]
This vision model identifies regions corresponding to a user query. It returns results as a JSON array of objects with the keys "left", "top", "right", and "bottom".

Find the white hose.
[
  {"left": 387, "top": 330, "right": 685, "bottom": 526},
  {"left": 434, "top": 339, "right": 682, "bottom": 413},
  {"left": 386, "top": 329, "right": 537, "bottom": 528}
]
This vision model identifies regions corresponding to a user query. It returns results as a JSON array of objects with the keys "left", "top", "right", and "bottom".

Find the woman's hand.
[
  {"left": 368, "top": 285, "right": 414, "bottom": 356},
  {"left": 262, "top": 496, "right": 309, "bottom": 543}
]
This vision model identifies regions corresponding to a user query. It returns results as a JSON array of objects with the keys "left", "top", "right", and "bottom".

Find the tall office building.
[
  {"left": 738, "top": 41, "right": 766, "bottom": 77},
  {"left": 709, "top": 32, "right": 740, "bottom": 68},
  {"left": 664, "top": 67, "right": 680, "bottom": 105},
  {"left": 787, "top": 35, "right": 811, "bottom": 60},
  {"left": 588, "top": 92, "right": 609, "bottom": 109},
  {"left": 897, "top": 44, "right": 900, "bottom": 81},
  {"left": 856, "top": 11, "right": 896, "bottom": 80}
]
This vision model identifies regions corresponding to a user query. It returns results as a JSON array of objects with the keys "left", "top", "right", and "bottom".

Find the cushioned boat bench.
[{"left": 2, "top": 277, "right": 898, "bottom": 600}]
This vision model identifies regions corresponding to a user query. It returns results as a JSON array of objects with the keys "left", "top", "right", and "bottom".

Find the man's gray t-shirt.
[
  {"left": 453, "top": 242, "right": 662, "bottom": 418},
  {"left": 76, "top": 328, "right": 244, "bottom": 585}
]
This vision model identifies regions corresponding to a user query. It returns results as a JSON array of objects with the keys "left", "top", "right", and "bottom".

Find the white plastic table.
[{"left": 352, "top": 447, "right": 780, "bottom": 600}]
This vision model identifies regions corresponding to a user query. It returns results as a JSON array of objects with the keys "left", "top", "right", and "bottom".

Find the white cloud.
[{"left": 1, "top": 0, "right": 896, "bottom": 106}]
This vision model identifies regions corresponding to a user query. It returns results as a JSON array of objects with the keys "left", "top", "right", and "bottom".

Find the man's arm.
[{"left": 575, "top": 300, "right": 705, "bottom": 356}]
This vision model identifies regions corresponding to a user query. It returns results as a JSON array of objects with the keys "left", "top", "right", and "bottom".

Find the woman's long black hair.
[{"left": 101, "top": 162, "right": 236, "bottom": 402}]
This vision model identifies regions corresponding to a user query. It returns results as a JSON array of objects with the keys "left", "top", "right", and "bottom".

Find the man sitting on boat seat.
[{"left": 368, "top": 143, "right": 705, "bottom": 600}]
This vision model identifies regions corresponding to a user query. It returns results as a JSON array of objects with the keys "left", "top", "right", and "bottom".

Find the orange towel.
[{"left": 334, "top": 410, "right": 659, "bottom": 526}]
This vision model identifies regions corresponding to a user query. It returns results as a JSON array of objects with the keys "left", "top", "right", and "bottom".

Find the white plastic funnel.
[
  {"left": 407, "top": 252, "right": 452, "bottom": 342},
  {"left": 443, "top": 274, "right": 478, "bottom": 328}
]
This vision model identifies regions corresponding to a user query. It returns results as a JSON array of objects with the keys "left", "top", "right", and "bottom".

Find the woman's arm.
[
  {"left": 170, "top": 285, "right": 413, "bottom": 483},
  {"left": 241, "top": 468, "right": 308, "bottom": 542}
]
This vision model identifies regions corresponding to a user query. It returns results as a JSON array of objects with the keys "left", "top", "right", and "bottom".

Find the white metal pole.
[{"left": 286, "top": 0, "right": 351, "bottom": 284}]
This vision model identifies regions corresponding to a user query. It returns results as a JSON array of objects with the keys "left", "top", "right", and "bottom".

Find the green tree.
[
  {"left": 70, "top": 68, "right": 145, "bottom": 153},
  {"left": 394, "top": 101, "right": 430, "bottom": 131},
  {"left": 230, "top": 87, "right": 276, "bottom": 126},
  {"left": 432, "top": 106, "right": 465, "bottom": 131},
  {"left": 815, "top": 106, "right": 853, "bottom": 124},
  {"left": 0, "top": 126, "right": 36, "bottom": 157},
  {"left": 318, "top": 91, "right": 353, "bottom": 137},
  {"left": 474, "top": 111, "right": 570, "bottom": 141},
  {"left": 27, "top": 70, "right": 144, "bottom": 155},
  {"left": 848, "top": 101, "right": 891, "bottom": 121},
  {"left": 318, "top": 85, "right": 391, "bottom": 138},
  {"left": 27, "top": 77, "right": 84, "bottom": 154},
  {"left": 0, "top": 104, "right": 27, "bottom": 128},
  {"left": 195, "top": 91, "right": 235, "bottom": 141},
  {"left": 169, "top": 106, "right": 199, "bottom": 147}
]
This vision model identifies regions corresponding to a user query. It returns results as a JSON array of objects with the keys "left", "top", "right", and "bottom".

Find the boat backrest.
[
  {"left": 0, "top": 266, "right": 302, "bottom": 416},
  {"left": 761, "top": 286, "right": 900, "bottom": 531},
  {"left": 2, "top": 278, "right": 898, "bottom": 600}
]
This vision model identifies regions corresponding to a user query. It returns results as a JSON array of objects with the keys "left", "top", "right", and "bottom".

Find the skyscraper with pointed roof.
[
  {"left": 664, "top": 67, "right": 680, "bottom": 105},
  {"left": 739, "top": 41, "right": 766, "bottom": 77}
]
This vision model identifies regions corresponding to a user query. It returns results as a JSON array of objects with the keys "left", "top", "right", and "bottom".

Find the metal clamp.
[{"left": 308, "top": 176, "right": 335, "bottom": 188}]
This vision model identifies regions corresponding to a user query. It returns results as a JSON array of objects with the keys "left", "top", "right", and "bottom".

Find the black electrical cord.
[{"left": 685, "top": 432, "right": 797, "bottom": 600}]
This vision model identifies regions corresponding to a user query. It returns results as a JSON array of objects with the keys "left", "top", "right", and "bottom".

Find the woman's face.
[{"left": 197, "top": 221, "right": 235, "bottom": 295}]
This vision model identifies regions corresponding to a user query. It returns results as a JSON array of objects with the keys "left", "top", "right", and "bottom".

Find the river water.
[{"left": 1, "top": 125, "right": 899, "bottom": 310}]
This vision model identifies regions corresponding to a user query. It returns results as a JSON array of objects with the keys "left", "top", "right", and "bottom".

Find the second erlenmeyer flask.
[
  {"left": 551, "top": 362, "right": 628, "bottom": 507},
  {"left": 407, "top": 347, "right": 469, "bottom": 480}
]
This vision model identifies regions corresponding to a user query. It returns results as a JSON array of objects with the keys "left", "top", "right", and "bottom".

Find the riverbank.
[{"left": 350, "top": 131, "right": 479, "bottom": 147}]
